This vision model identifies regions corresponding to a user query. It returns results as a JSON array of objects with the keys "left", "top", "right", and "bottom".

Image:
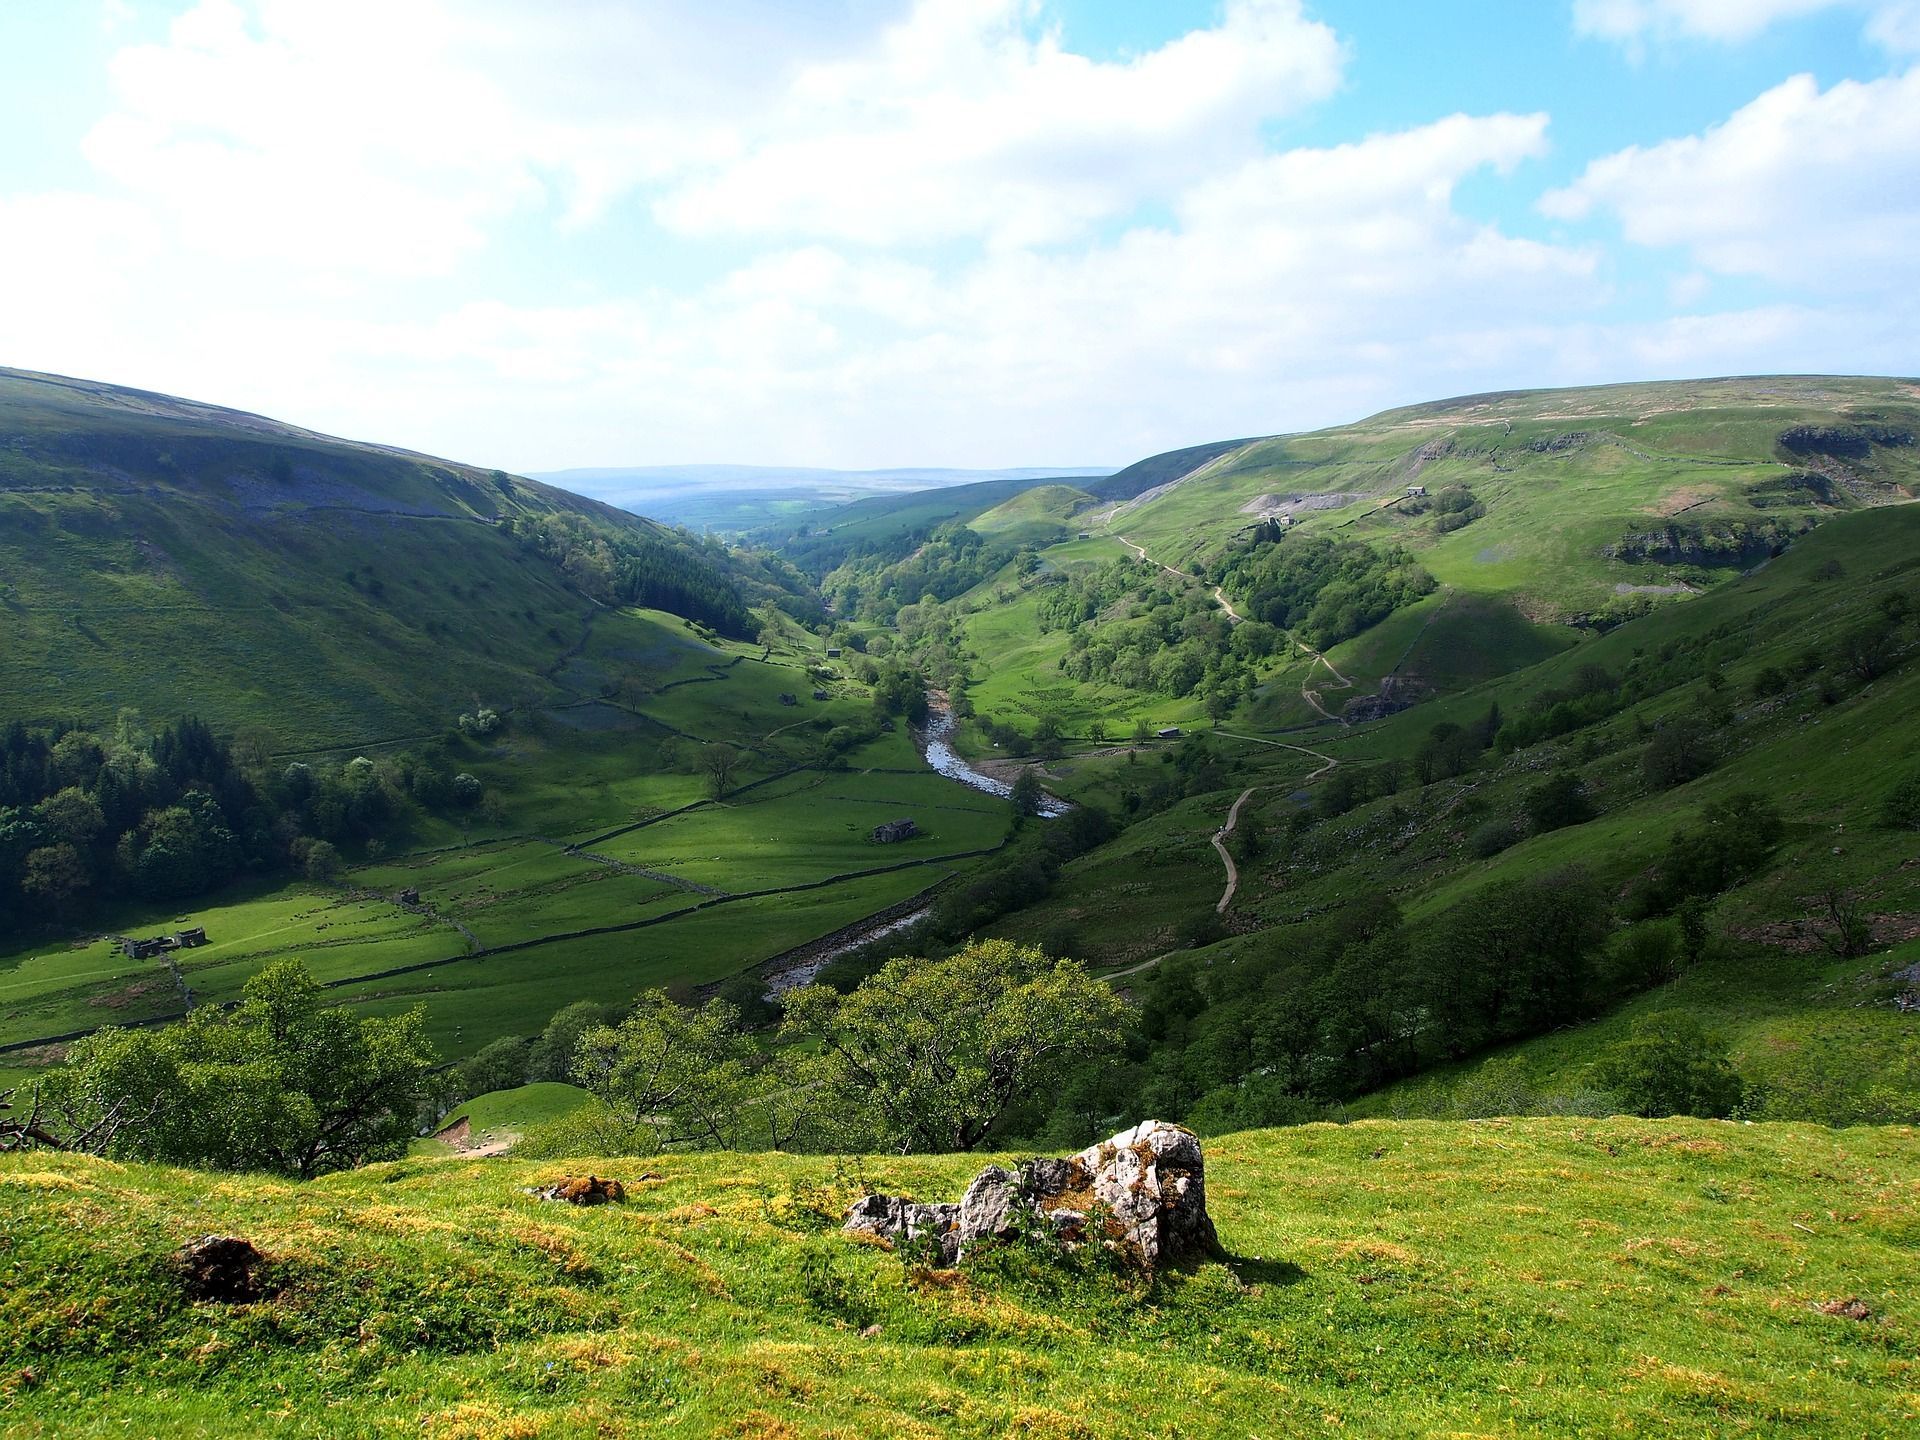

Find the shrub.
[
  {"left": 1642, "top": 718, "right": 1719, "bottom": 789},
  {"left": 1467, "top": 817, "right": 1521, "bottom": 857},
  {"left": 1589, "top": 1012, "right": 1744, "bottom": 1119},
  {"left": 1881, "top": 770, "right": 1920, "bottom": 830},
  {"left": 1523, "top": 773, "right": 1595, "bottom": 832}
]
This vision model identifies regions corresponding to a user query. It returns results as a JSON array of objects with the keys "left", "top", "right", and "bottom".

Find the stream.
[{"left": 918, "top": 697, "right": 1071, "bottom": 818}]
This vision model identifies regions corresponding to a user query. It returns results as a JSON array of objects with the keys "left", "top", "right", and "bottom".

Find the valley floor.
[{"left": 3, "top": 1118, "right": 1916, "bottom": 1437}]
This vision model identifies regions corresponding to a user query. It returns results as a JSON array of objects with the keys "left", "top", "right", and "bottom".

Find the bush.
[
  {"left": 1589, "top": 1012, "right": 1744, "bottom": 1119},
  {"left": 1881, "top": 770, "right": 1920, "bottom": 830},
  {"left": 1523, "top": 773, "right": 1595, "bottom": 832},
  {"left": 1467, "top": 818, "right": 1521, "bottom": 857},
  {"left": 1642, "top": 718, "right": 1719, "bottom": 789}
]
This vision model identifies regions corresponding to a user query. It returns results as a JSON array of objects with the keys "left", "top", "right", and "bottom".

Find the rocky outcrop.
[{"left": 842, "top": 1120, "right": 1221, "bottom": 1269}]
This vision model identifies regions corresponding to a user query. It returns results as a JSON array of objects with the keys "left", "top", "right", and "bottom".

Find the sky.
[{"left": 1, "top": 0, "right": 1918, "bottom": 473}]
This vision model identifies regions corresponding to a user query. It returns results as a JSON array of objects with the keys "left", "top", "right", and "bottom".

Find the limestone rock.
[
  {"left": 840, "top": 1120, "right": 1220, "bottom": 1270},
  {"left": 843, "top": 1193, "right": 961, "bottom": 1264}
]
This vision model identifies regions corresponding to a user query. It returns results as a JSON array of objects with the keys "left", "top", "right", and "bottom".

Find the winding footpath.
[
  {"left": 1116, "top": 534, "right": 1243, "bottom": 623},
  {"left": 1295, "top": 636, "right": 1354, "bottom": 722},
  {"left": 1210, "top": 787, "right": 1258, "bottom": 913}
]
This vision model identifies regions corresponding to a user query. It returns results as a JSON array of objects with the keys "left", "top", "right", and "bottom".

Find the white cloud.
[
  {"left": 1542, "top": 69, "right": 1920, "bottom": 288},
  {"left": 656, "top": 0, "right": 1346, "bottom": 247},
  {"left": 295, "top": 113, "right": 1598, "bottom": 467},
  {"left": 1573, "top": 0, "right": 1920, "bottom": 50}
]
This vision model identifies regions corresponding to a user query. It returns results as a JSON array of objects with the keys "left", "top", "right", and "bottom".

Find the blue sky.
[{"left": 1, "top": 1, "right": 1917, "bottom": 472}]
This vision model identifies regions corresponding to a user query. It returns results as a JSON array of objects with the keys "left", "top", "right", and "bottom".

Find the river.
[{"left": 918, "top": 697, "right": 1070, "bottom": 818}]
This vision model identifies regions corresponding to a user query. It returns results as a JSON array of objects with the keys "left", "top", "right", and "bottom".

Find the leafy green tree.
[
  {"left": 1009, "top": 768, "right": 1044, "bottom": 817},
  {"left": 779, "top": 939, "right": 1130, "bottom": 1153},
  {"left": 1524, "top": 773, "right": 1595, "bottom": 832},
  {"left": 572, "top": 992, "right": 819, "bottom": 1152},
  {"left": 1642, "top": 718, "right": 1719, "bottom": 789},
  {"left": 42, "top": 960, "right": 434, "bottom": 1178},
  {"left": 1881, "top": 770, "right": 1920, "bottom": 830},
  {"left": 455, "top": 1036, "right": 531, "bottom": 1100},
  {"left": 528, "top": 999, "right": 622, "bottom": 1083},
  {"left": 1589, "top": 1012, "right": 1744, "bottom": 1118},
  {"left": 21, "top": 844, "right": 89, "bottom": 911}
]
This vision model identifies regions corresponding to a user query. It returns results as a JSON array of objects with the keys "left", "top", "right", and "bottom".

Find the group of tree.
[
  {"left": 1057, "top": 857, "right": 1760, "bottom": 1142},
  {"left": 821, "top": 521, "right": 1021, "bottom": 625},
  {"left": 0, "top": 713, "right": 492, "bottom": 929},
  {"left": 504, "top": 511, "right": 770, "bottom": 637},
  {"left": 27, "top": 960, "right": 434, "bottom": 1177},
  {"left": 1034, "top": 556, "right": 1278, "bottom": 707},
  {"left": 1212, "top": 533, "right": 1435, "bottom": 651},
  {"left": 469, "top": 940, "right": 1131, "bottom": 1159}
]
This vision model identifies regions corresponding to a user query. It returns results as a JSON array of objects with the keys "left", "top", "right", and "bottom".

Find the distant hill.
[
  {"left": 0, "top": 368, "right": 798, "bottom": 748},
  {"left": 529, "top": 463, "right": 1112, "bottom": 533},
  {"left": 1110, "top": 375, "right": 1920, "bottom": 624}
]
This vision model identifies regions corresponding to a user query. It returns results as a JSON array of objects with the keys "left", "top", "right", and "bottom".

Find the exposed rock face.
[
  {"left": 843, "top": 1193, "right": 959, "bottom": 1260},
  {"left": 842, "top": 1120, "right": 1221, "bottom": 1269}
]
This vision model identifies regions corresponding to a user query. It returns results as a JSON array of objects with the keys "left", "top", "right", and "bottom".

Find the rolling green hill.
[
  {"left": 966, "top": 483, "right": 1096, "bottom": 546},
  {"left": 4, "top": 1118, "right": 1916, "bottom": 1436},
  {"left": 0, "top": 367, "right": 790, "bottom": 748},
  {"left": 1111, "top": 375, "right": 1920, "bottom": 629}
]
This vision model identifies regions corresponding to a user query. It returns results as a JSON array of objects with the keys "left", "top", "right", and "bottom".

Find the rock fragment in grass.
[
  {"left": 843, "top": 1120, "right": 1221, "bottom": 1269},
  {"left": 528, "top": 1175, "right": 628, "bottom": 1206}
]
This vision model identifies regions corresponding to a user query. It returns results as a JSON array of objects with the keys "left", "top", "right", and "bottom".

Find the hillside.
[
  {"left": 3, "top": 1119, "right": 1915, "bottom": 1436},
  {"left": 1114, "top": 376, "right": 1919, "bottom": 619},
  {"left": 0, "top": 367, "right": 789, "bottom": 748},
  {"left": 966, "top": 483, "right": 1096, "bottom": 546}
]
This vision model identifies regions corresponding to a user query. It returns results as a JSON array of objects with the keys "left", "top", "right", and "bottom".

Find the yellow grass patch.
[
  {"left": 425, "top": 1400, "right": 546, "bottom": 1439},
  {"left": 0, "top": 1171, "right": 83, "bottom": 1191},
  {"left": 1325, "top": 1238, "right": 1421, "bottom": 1268}
]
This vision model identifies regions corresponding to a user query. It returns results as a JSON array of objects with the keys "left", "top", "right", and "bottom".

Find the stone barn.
[{"left": 871, "top": 818, "right": 919, "bottom": 843}]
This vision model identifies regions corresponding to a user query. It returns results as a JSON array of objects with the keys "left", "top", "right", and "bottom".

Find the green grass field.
[{"left": 4, "top": 1117, "right": 1916, "bottom": 1436}]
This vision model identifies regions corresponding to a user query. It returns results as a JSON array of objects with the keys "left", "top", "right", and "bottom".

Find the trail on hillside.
[
  {"left": 1216, "top": 730, "right": 1339, "bottom": 781},
  {"left": 1211, "top": 787, "right": 1257, "bottom": 913},
  {"left": 1115, "top": 534, "right": 1243, "bottom": 623},
  {"left": 1295, "top": 636, "right": 1354, "bottom": 722}
]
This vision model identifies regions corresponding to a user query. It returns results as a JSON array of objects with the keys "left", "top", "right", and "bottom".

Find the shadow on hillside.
[{"left": 1224, "top": 1255, "right": 1306, "bottom": 1287}]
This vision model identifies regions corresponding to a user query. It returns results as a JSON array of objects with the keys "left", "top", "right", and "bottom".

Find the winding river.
[{"left": 917, "top": 696, "right": 1070, "bottom": 818}]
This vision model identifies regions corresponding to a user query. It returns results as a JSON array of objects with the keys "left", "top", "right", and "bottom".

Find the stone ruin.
[{"left": 843, "top": 1120, "right": 1220, "bottom": 1270}]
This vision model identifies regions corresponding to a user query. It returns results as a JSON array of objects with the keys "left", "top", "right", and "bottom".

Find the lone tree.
[
  {"left": 571, "top": 992, "right": 820, "bottom": 1153},
  {"left": 1009, "top": 768, "right": 1045, "bottom": 818},
  {"left": 38, "top": 959, "right": 435, "bottom": 1178},
  {"left": 780, "top": 939, "right": 1130, "bottom": 1152},
  {"left": 699, "top": 743, "right": 743, "bottom": 799},
  {"left": 1589, "top": 1012, "right": 1745, "bottom": 1119}
]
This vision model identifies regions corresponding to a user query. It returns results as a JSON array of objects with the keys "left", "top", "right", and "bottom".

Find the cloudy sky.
[{"left": 2, "top": 0, "right": 1917, "bottom": 472}]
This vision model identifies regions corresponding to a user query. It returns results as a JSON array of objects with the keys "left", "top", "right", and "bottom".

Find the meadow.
[
  {"left": 4, "top": 1117, "right": 1915, "bottom": 1436},
  {"left": 0, "top": 603, "right": 1016, "bottom": 1074}
]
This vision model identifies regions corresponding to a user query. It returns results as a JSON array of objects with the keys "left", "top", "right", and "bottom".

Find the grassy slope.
[
  {"left": 1112, "top": 375, "right": 1920, "bottom": 630},
  {"left": 966, "top": 484, "right": 1095, "bottom": 547},
  {"left": 984, "top": 503, "right": 1919, "bottom": 1106},
  {"left": 0, "top": 606, "right": 1013, "bottom": 1071},
  {"left": 3, "top": 1119, "right": 1916, "bottom": 1437},
  {"left": 0, "top": 367, "right": 737, "bottom": 747}
]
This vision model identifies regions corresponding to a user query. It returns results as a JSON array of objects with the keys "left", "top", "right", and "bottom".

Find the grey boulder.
[{"left": 840, "top": 1120, "right": 1220, "bottom": 1269}]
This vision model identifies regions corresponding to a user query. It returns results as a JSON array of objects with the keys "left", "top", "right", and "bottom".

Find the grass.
[
  {"left": 413, "top": 1083, "right": 593, "bottom": 1156},
  {"left": 1108, "top": 375, "right": 1920, "bottom": 627},
  {"left": 3, "top": 1118, "right": 1916, "bottom": 1436}
]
